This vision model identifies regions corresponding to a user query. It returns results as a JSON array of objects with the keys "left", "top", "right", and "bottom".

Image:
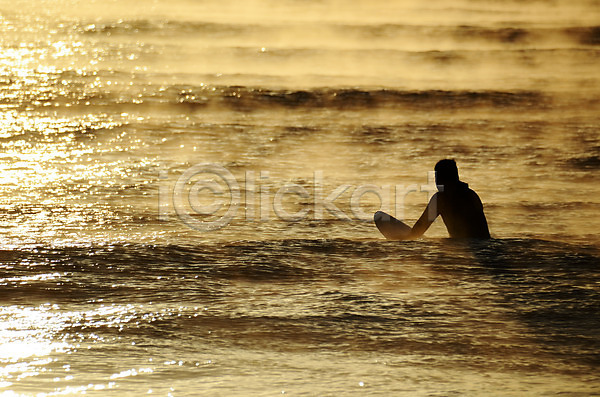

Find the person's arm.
[{"left": 409, "top": 193, "right": 440, "bottom": 239}]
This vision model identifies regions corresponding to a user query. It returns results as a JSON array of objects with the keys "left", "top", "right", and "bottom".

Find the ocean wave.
[
  {"left": 342, "top": 24, "right": 532, "bottom": 44},
  {"left": 565, "top": 26, "right": 600, "bottom": 45},
  {"left": 568, "top": 155, "right": 600, "bottom": 170},
  {"left": 78, "top": 20, "right": 254, "bottom": 37},
  {"left": 74, "top": 19, "right": 600, "bottom": 47},
  {"left": 0, "top": 72, "right": 548, "bottom": 111},
  {"left": 1, "top": 238, "right": 597, "bottom": 277},
  {"left": 214, "top": 87, "right": 547, "bottom": 110}
]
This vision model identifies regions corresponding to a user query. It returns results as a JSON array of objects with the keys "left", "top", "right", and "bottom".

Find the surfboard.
[{"left": 374, "top": 211, "right": 412, "bottom": 240}]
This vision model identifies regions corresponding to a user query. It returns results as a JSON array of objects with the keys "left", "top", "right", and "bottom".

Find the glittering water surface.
[{"left": 0, "top": 0, "right": 599, "bottom": 395}]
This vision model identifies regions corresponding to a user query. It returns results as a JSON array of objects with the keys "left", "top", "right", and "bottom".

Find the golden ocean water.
[{"left": 0, "top": 0, "right": 599, "bottom": 395}]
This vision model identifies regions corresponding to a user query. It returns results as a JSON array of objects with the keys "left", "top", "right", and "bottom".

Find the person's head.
[{"left": 434, "top": 159, "right": 459, "bottom": 189}]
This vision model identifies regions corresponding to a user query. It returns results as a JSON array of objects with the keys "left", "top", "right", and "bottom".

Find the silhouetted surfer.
[{"left": 410, "top": 159, "right": 490, "bottom": 239}]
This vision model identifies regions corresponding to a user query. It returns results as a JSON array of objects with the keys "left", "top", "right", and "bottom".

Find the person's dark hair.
[{"left": 435, "top": 159, "right": 459, "bottom": 185}]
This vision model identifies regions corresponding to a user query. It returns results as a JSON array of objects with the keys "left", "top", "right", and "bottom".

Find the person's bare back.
[{"left": 410, "top": 159, "right": 490, "bottom": 239}]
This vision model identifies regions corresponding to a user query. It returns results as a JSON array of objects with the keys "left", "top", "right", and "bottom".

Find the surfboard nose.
[
  {"left": 374, "top": 211, "right": 412, "bottom": 240},
  {"left": 374, "top": 211, "right": 389, "bottom": 222}
]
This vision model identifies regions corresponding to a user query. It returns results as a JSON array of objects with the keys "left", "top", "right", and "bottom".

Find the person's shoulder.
[
  {"left": 466, "top": 186, "right": 479, "bottom": 196},
  {"left": 465, "top": 185, "right": 481, "bottom": 196},
  {"left": 426, "top": 191, "right": 442, "bottom": 207},
  {"left": 429, "top": 191, "right": 441, "bottom": 201},
  {"left": 465, "top": 186, "right": 484, "bottom": 205}
]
